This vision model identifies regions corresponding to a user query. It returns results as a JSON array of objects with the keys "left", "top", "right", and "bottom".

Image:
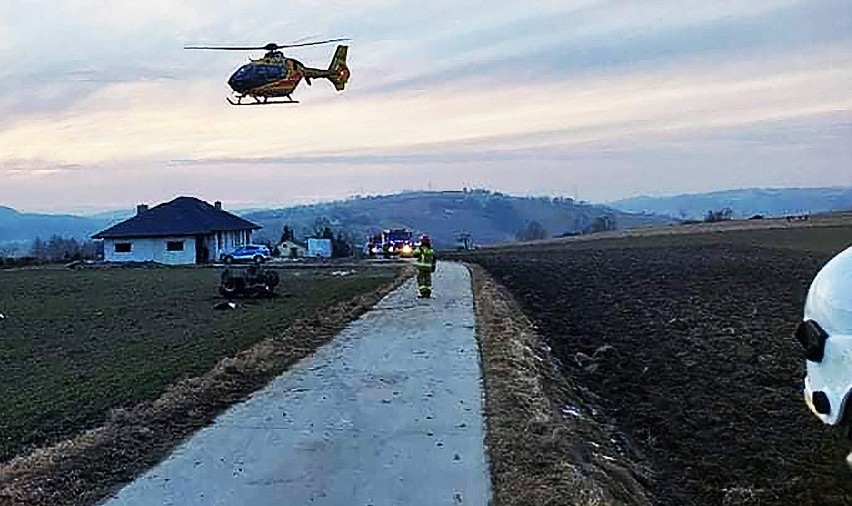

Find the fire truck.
[
  {"left": 365, "top": 228, "right": 415, "bottom": 258},
  {"left": 382, "top": 228, "right": 414, "bottom": 258}
]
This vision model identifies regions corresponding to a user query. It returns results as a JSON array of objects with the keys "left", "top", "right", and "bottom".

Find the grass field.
[{"left": 0, "top": 265, "right": 399, "bottom": 462}]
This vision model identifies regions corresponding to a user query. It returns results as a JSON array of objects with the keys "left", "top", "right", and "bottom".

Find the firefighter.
[
  {"left": 795, "top": 245, "right": 852, "bottom": 467},
  {"left": 414, "top": 234, "right": 437, "bottom": 298}
]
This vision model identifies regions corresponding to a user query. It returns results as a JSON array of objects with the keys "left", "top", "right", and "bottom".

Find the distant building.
[
  {"left": 92, "top": 197, "right": 261, "bottom": 265},
  {"left": 307, "top": 238, "right": 333, "bottom": 258},
  {"left": 276, "top": 240, "right": 308, "bottom": 259}
]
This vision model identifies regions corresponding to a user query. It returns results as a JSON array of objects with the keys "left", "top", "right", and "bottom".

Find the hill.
[
  {"left": 243, "top": 190, "right": 669, "bottom": 249},
  {"left": 0, "top": 207, "right": 116, "bottom": 255},
  {"left": 609, "top": 187, "right": 852, "bottom": 220},
  {"left": 0, "top": 191, "right": 668, "bottom": 254}
]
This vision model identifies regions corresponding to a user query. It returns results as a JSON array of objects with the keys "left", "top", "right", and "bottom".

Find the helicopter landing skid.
[{"left": 227, "top": 97, "right": 299, "bottom": 106}]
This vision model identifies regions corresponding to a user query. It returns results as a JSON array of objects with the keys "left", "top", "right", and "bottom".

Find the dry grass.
[
  {"left": 0, "top": 268, "right": 411, "bottom": 506},
  {"left": 469, "top": 264, "right": 652, "bottom": 506}
]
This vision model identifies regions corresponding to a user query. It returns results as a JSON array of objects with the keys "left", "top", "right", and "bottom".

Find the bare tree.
[
  {"left": 591, "top": 215, "right": 617, "bottom": 233},
  {"left": 0, "top": 244, "right": 17, "bottom": 260},
  {"left": 704, "top": 207, "right": 733, "bottom": 223},
  {"left": 455, "top": 232, "right": 473, "bottom": 250},
  {"left": 516, "top": 221, "right": 548, "bottom": 241}
]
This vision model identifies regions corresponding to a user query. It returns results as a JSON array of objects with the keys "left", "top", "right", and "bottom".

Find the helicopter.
[{"left": 184, "top": 39, "right": 351, "bottom": 105}]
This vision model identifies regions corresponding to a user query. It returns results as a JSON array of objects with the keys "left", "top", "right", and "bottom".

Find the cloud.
[
  {"left": 1, "top": 46, "right": 849, "bottom": 164},
  {"left": 3, "top": 114, "right": 849, "bottom": 212},
  {"left": 2, "top": 0, "right": 844, "bottom": 114}
]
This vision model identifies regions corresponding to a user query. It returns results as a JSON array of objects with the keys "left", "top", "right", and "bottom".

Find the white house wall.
[
  {"left": 103, "top": 229, "right": 254, "bottom": 264},
  {"left": 104, "top": 237, "right": 196, "bottom": 265},
  {"left": 211, "top": 230, "right": 253, "bottom": 261}
]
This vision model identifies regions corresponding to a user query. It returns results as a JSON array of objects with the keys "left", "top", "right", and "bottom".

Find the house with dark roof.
[{"left": 92, "top": 197, "right": 261, "bottom": 265}]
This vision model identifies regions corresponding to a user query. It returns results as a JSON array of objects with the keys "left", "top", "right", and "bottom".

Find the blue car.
[{"left": 220, "top": 244, "right": 272, "bottom": 264}]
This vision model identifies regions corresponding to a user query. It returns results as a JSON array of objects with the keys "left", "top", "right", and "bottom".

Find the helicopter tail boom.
[{"left": 302, "top": 45, "right": 350, "bottom": 91}]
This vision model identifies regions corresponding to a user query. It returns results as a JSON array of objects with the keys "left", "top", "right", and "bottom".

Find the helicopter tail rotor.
[{"left": 327, "top": 45, "right": 350, "bottom": 91}]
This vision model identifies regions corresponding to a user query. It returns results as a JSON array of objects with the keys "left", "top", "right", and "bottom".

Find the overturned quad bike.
[{"left": 219, "top": 265, "right": 280, "bottom": 299}]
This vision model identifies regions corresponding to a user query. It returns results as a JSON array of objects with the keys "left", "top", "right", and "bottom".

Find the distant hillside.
[
  {"left": 0, "top": 207, "right": 115, "bottom": 255},
  {"left": 609, "top": 187, "right": 852, "bottom": 220},
  {"left": 243, "top": 190, "right": 669, "bottom": 249},
  {"left": 0, "top": 190, "right": 668, "bottom": 255}
]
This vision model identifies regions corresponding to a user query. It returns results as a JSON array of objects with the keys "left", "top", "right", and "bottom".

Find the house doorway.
[{"left": 195, "top": 236, "right": 209, "bottom": 263}]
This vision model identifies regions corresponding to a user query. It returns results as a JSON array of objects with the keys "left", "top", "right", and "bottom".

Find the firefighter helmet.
[
  {"left": 798, "top": 245, "right": 852, "bottom": 426},
  {"left": 420, "top": 234, "right": 431, "bottom": 247}
]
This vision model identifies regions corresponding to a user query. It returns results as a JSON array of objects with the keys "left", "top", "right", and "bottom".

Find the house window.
[
  {"left": 166, "top": 241, "right": 184, "bottom": 252},
  {"left": 114, "top": 242, "right": 132, "bottom": 253}
]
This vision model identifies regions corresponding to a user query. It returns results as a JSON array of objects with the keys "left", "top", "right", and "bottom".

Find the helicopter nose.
[
  {"left": 228, "top": 65, "right": 252, "bottom": 93},
  {"left": 228, "top": 74, "right": 246, "bottom": 93}
]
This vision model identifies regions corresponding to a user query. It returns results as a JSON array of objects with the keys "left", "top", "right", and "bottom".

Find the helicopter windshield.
[
  {"left": 228, "top": 64, "right": 288, "bottom": 92},
  {"left": 232, "top": 65, "right": 252, "bottom": 79}
]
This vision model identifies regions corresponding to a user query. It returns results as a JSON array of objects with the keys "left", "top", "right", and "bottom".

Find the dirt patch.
[
  {"left": 469, "top": 264, "right": 652, "bottom": 506},
  {"left": 0, "top": 269, "right": 411, "bottom": 506},
  {"left": 465, "top": 243, "right": 852, "bottom": 506}
]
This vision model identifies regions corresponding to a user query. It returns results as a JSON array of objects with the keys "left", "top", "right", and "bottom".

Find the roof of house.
[{"left": 92, "top": 197, "right": 261, "bottom": 239}]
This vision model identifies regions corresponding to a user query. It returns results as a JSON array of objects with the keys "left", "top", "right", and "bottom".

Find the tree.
[
  {"left": 280, "top": 225, "right": 295, "bottom": 243},
  {"left": 0, "top": 244, "right": 16, "bottom": 264},
  {"left": 30, "top": 235, "right": 97, "bottom": 262},
  {"left": 590, "top": 215, "right": 617, "bottom": 233},
  {"left": 456, "top": 232, "right": 473, "bottom": 250},
  {"left": 30, "top": 237, "right": 46, "bottom": 260},
  {"left": 318, "top": 226, "right": 334, "bottom": 240},
  {"left": 704, "top": 207, "right": 733, "bottom": 223},
  {"left": 332, "top": 231, "right": 353, "bottom": 258},
  {"left": 515, "top": 221, "right": 548, "bottom": 242}
]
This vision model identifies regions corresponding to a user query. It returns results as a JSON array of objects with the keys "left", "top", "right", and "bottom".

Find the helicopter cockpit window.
[
  {"left": 233, "top": 66, "right": 252, "bottom": 79},
  {"left": 270, "top": 65, "right": 286, "bottom": 80},
  {"left": 256, "top": 65, "right": 285, "bottom": 80}
]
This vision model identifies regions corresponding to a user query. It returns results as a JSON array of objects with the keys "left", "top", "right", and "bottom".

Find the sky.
[{"left": 0, "top": 0, "right": 850, "bottom": 213}]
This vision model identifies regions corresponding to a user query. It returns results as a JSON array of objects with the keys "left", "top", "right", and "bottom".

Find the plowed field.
[{"left": 462, "top": 227, "right": 852, "bottom": 505}]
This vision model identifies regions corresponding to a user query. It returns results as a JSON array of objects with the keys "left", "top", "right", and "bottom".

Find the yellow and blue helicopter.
[{"left": 184, "top": 39, "right": 350, "bottom": 105}]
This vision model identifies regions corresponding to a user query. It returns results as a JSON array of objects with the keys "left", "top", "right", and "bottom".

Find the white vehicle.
[{"left": 796, "top": 246, "right": 852, "bottom": 437}]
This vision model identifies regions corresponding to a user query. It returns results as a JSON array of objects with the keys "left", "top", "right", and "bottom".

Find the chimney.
[
  {"left": 137, "top": 204, "right": 148, "bottom": 215},
  {"left": 214, "top": 201, "right": 222, "bottom": 210}
]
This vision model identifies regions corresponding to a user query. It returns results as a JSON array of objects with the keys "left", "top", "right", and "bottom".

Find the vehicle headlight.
[{"left": 402, "top": 245, "right": 412, "bottom": 253}]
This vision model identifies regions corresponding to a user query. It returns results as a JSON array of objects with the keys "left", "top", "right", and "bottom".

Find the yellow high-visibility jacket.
[{"left": 415, "top": 247, "right": 436, "bottom": 272}]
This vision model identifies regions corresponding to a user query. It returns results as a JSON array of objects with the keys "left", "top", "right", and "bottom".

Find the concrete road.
[{"left": 103, "top": 262, "right": 490, "bottom": 506}]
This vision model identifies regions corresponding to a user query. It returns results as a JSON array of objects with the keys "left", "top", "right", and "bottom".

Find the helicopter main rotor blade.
[
  {"left": 183, "top": 38, "right": 350, "bottom": 51},
  {"left": 275, "top": 38, "right": 350, "bottom": 48},
  {"left": 290, "top": 34, "right": 320, "bottom": 44},
  {"left": 183, "top": 45, "right": 269, "bottom": 50}
]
